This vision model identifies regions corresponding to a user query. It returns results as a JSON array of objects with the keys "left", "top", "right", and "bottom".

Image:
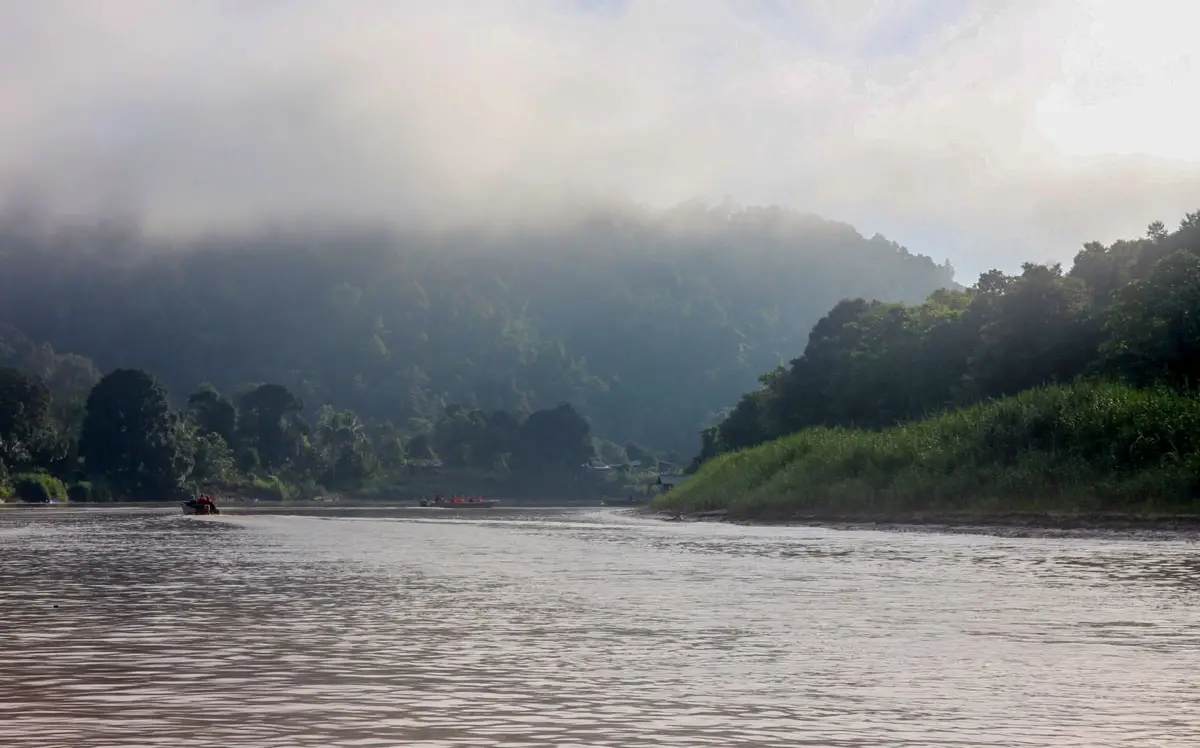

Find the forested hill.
[
  {"left": 0, "top": 202, "right": 954, "bottom": 453},
  {"left": 697, "top": 212, "right": 1200, "bottom": 464}
]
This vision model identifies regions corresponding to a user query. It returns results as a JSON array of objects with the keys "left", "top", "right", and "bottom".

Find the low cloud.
[{"left": 2, "top": 0, "right": 1198, "bottom": 275}]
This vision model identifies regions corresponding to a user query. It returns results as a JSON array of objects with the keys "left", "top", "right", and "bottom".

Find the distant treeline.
[
  {"left": 0, "top": 200, "right": 954, "bottom": 455},
  {"left": 0, "top": 361, "right": 607, "bottom": 502}
]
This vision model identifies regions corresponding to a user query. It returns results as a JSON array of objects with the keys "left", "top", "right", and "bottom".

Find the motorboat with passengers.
[{"left": 182, "top": 494, "right": 221, "bottom": 515}]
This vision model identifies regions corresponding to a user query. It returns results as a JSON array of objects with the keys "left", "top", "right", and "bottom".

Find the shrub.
[{"left": 13, "top": 472, "right": 68, "bottom": 504}]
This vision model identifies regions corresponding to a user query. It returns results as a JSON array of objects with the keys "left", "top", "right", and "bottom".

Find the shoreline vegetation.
[
  {"left": 651, "top": 382, "right": 1200, "bottom": 532},
  {"left": 0, "top": 362, "right": 665, "bottom": 506},
  {"left": 656, "top": 210, "right": 1200, "bottom": 535}
]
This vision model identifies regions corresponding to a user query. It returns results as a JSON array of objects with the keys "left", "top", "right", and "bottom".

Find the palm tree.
[{"left": 315, "top": 405, "right": 366, "bottom": 460}]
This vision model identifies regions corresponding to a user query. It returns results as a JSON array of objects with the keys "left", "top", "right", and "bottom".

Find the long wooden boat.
[{"left": 420, "top": 498, "right": 500, "bottom": 509}]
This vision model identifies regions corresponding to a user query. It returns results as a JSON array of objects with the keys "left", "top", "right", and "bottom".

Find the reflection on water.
[{"left": 1, "top": 507, "right": 1198, "bottom": 746}]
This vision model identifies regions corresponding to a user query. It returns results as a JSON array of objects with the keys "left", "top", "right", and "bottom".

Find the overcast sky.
[{"left": 2, "top": 0, "right": 1198, "bottom": 279}]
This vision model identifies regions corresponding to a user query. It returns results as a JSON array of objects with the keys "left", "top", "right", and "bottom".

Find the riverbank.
[
  {"left": 653, "top": 382, "right": 1200, "bottom": 533},
  {"left": 646, "top": 507, "right": 1200, "bottom": 539}
]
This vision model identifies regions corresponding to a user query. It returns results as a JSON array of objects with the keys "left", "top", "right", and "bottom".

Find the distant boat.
[
  {"left": 181, "top": 498, "right": 220, "bottom": 515},
  {"left": 419, "top": 497, "right": 500, "bottom": 509}
]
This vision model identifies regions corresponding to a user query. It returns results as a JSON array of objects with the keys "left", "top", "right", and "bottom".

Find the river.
[{"left": 1, "top": 506, "right": 1197, "bottom": 746}]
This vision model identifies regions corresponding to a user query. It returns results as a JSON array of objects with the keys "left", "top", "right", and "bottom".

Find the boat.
[
  {"left": 419, "top": 496, "right": 500, "bottom": 509},
  {"left": 181, "top": 496, "right": 221, "bottom": 515}
]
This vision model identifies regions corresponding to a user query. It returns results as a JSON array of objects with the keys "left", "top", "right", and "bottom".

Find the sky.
[{"left": 1, "top": 0, "right": 1198, "bottom": 279}]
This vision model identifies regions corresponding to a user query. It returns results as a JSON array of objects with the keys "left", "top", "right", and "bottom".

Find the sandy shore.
[{"left": 646, "top": 509, "right": 1200, "bottom": 540}]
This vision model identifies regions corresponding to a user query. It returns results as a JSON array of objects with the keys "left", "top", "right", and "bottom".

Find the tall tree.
[
  {"left": 237, "top": 383, "right": 304, "bottom": 470},
  {"left": 187, "top": 383, "right": 238, "bottom": 445},
  {"left": 372, "top": 421, "right": 407, "bottom": 471},
  {"left": 183, "top": 427, "right": 236, "bottom": 486},
  {"left": 80, "top": 369, "right": 192, "bottom": 498},
  {"left": 512, "top": 402, "right": 593, "bottom": 476},
  {"left": 1103, "top": 250, "right": 1200, "bottom": 387},
  {"left": 314, "top": 405, "right": 367, "bottom": 461},
  {"left": 964, "top": 263, "right": 1098, "bottom": 398},
  {"left": 0, "top": 366, "right": 53, "bottom": 471}
]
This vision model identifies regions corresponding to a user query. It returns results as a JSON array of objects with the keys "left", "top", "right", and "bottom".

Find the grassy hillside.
[{"left": 656, "top": 382, "right": 1200, "bottom": 521}]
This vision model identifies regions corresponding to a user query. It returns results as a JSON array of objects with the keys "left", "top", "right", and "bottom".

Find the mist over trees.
[
  {"left": 0, "top": 201, "right": 954, "bottom": 455},
  {"left": 695, "top": 211, "right": 1200, "bottom": 465}
]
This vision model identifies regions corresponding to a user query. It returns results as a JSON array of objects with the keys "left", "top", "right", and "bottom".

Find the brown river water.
[{"left": 1, "top": 506, "right": 1198, "bottom": 747}]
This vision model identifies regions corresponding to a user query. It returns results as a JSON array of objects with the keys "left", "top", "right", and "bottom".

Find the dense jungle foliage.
[
  {"left": 664, "top": 212, "right": 1200, "bottom": 519},
  {"left": 0, "top": 359, "right": 602, "bottom": 502}
]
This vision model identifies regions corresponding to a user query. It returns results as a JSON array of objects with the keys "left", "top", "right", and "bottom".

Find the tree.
[
  {"left": 373, "top": 421, "right": 407, "bottom": 471},
  {"left": 80, "top": 369, "right": 192, "bottom": 498},
  {"left": 406, "top": 433, "right": 436, "bottom": 461},
  {"left": 322, "top": 441, "right": 376, "bottom": 491},
  {"left": 187, "top": 383, "right": 238, "bottom": 445},
  {"left": 314, "top": 405, "right": 367, "bottom": 461},
  {"left": 189, "top": 431, "right": 236, "bottom": 485},
  {"left": 429, "top": 407, "right": 523, "bottom": 470},
  {"left": 314, "top": 405, "right": 372, "bottom": 488},
  {"left": 237, "top": 383, "right": 304, "bottom": 470},
  {"left": 0, "top": 366, "right": 53, "bottom": 471},
  {"left": 512, "top": 402, "right": 593, "bottom": 476},
  {"left": 1103, "top": 250, "right": 1200, "bottom": 387}
]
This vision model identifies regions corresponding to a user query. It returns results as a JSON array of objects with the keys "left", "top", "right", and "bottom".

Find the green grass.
[{"left": 654, "top": 382, "right": 1200, "bottom": 520}]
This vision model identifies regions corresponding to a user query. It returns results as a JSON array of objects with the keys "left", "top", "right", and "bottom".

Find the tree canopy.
[
  {"left": 79, "top": 369, "right": 192, "bottom": 498},
  {"left": 0, "top": 366, "right": 53, "bottom": 472}
]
